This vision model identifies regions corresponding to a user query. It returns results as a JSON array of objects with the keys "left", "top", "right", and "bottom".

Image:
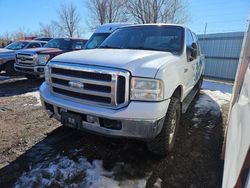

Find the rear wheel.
[{"left": 147, "top": 97, "right": 181, "bottom": 156}]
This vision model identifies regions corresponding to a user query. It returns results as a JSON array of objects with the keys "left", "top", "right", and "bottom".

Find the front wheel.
[
  {"left": 147, "top": 98, "right": 181, "bottom": 156},
  {"left": 5, "top": 61, "right": 18, "bottom": 76}
]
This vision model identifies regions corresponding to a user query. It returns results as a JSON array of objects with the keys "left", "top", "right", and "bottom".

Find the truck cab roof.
[
  {"left": 49, "top": 38, "right": 88, "bottom": 42},
  {"left": 121, "top": 23, "right": 187, "bottom": 30},
  {"left": 94, "top": 23, "right": 133, "bottom": 34},
  {"left": 84, "top": 23, "right": 132, "bottom": 49}
]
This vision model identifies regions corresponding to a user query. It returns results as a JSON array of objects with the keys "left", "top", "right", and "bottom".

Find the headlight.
[
  {"left": 131, "top": 77, "right": 164, "bottom": 101},
  {"left": 37, "top": 54, "right": 50, "bottom": 65}
]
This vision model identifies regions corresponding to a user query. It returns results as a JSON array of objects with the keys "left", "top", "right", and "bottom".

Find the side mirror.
[
  {"left": 191, "top": 42, "right": 197, "bottom": 50},
  {"left": 187, "top": 42, "right": 198, "bottom": 61}
]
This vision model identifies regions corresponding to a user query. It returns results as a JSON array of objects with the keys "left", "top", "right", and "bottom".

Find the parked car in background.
[
  {"left": 84, "top": 23, "right": 132, "bottom": 49},
  {"left": 14, "top": 38, "right": 87, "bottom": 79},
  {"left": 34, "top": 37, "right": 53, "bottom": 42},
  {"left": 0, "top": 40, "right": 47, "bottom": 75},
  {"left": 40, "top": 24, "right": 204, "bottom": 156}
]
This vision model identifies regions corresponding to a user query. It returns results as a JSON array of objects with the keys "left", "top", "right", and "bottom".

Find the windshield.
[
  {"left": 44, "top": 38, "right": 72, "bottom": 50},
  {"left": 85, "top": 33, "right": 110, "bottom": 49},
  {"left": 99, "top": 26, "right": 184, "bottom": 53},
  {"left": 5, "top": 41, "right": 29, "bottom": 50}
]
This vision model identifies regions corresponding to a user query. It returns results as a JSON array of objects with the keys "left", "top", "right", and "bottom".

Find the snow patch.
[
  {"left": 194, "top": 90, "right": 231, "bottom": 117},
  {"left": 19, "top": 91, "right": 42, "bottom": 106},
  {"left": 153, "top": 178, "right": 162, "bottom": 188},
  {"left": 202, "top": 90, "right": 231, "bottom": 107},
  {"left": 15, "top": 155, "right": 147, "bottom": 188},
  {"left": 191, "top": 89, "right": 231, "bottom": 128}
]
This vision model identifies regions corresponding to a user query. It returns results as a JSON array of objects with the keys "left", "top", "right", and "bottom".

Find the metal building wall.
[{"left": 198, "top": 32, "right": 244, "bottom": 80}]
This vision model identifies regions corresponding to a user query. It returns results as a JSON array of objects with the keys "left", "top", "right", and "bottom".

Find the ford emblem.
[{"left": 68, "top": 80, "right": 84, "bottom": 89}]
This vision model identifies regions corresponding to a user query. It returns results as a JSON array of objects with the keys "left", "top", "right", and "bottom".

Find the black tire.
[
  {"left": 25, "top": 74, "right": 40, "bottom": 79},
  {"left": 4, "top": 61, "right": 18, "bottom": 76},
  {"left": 147, "top": 98, "right": 181, "bottom": 156}
]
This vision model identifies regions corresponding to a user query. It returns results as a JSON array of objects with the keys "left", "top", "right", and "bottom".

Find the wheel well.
[
  {"left": 2, "top": 60, "right": 15, "bottom": 69},
  {"left": 172, "top": 86, "right": 183, "bottom": 100}
]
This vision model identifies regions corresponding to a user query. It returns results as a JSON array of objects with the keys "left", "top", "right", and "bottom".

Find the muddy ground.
[{"left": 0, "top": 74, "right": 230, "bottom": 188}]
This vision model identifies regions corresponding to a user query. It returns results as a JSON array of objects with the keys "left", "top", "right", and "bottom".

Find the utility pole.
[
  {"left": 203, "top": 22, "right": 207, "bottom": 35},
  {"left": 202, "top": 23, "right": 208, "bottom": 41}
]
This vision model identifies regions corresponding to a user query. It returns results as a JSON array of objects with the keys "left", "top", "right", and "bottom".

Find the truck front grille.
[
  {"left": 48, "top": 62, "right": 130, "bottom": 108},
  {"left": 16, "top": 53, "right": 36, "bottom": 66}
]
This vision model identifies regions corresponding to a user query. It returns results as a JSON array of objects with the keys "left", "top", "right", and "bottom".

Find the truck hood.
[
  {"left": 52, "top": 49, "right": 180, "bottom": 77},
  {"left": 17, "top": 47, "right": 62, "bottom": 55},
  {"left": 0, "top": 48, "right": 15, "bottom": 54}
]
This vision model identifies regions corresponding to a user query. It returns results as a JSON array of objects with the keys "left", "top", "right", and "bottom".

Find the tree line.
[{"left": 0, "top": 0, "right": 188, "bottom": 47}]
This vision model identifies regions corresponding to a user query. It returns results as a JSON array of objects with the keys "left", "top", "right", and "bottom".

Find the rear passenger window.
[{"left": 27, "top": 43, "right": 41, "bottom": 48}]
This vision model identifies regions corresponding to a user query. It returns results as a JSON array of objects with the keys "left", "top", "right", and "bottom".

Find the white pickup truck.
[{"left": 40, "top": 24, "right": 204, "bottom": 155}]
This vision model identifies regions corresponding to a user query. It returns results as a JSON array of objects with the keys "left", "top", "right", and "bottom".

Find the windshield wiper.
[
  {"left": 126, "top": 46, "right": 161, "bottom": 51},
  {"left": 99, "top": 45, "right": 122, "bottom": 49},
  {"left": 126, "top": 46, "right": 175, "bottom": 53}
]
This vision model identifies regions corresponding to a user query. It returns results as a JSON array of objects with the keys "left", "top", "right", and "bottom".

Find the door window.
[
  {"left": 186, "top": 30, "right": 194, "bottom": 47},
  {"left": 192, "top": 33, "right": 200, "bottom": 56},
  {"left": 186, "top": 30, "right": 197, "bottom": 61},
  {"left": 72, "top": 41, "right": 85, "bottom": 50},
  {"left": 27, "top": 43, "right": 41, "bottom": 48}
]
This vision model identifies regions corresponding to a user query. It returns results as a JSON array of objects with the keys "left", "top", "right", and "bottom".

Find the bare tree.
[
  {"left": 54, "top": 2, "right": 81, "bottom": 37},
  {"left": 0, "top": 32, "right": 12, "bottom": 47},
  {"left": 126, "top": 0, "right": 189, "bottom": 24},
  {"left": 86, "top": 0, "right": 128, "bottom": 30},
  {"left": 39, "top": 22, "right": 57, "bottom": 37},
  {"left": 11, "top": 28, "right": 34, "bottom": 41}
]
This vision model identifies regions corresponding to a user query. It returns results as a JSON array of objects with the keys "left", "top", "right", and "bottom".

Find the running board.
[{"left": 182, "top": 87, "right": 199, "bottom": 114}]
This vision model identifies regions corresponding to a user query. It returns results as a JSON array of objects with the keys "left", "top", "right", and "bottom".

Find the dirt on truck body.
[{"left": 0, "top": 74, "right": 231, "bottom": 188}]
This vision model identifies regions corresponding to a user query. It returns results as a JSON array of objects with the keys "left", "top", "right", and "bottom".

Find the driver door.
[{"left": 186, "top": 29, "right": 199, "bottom": 89}]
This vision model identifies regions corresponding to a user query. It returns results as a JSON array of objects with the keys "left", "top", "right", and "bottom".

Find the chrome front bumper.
[
  {"left": 40, "top": 82, "right": 170, "bottom": 140},
  {"left": 14, "top": 64, "right": 45, "bottom": 75}
]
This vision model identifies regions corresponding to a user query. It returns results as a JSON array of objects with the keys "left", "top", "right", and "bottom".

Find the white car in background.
[{"left": 84, "top": 23, "right": 132, "bottom": 49}]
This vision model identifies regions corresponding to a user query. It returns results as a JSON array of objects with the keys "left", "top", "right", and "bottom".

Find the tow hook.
[{"left": 49, "top": 113, "right": 54, "bottom": 118}]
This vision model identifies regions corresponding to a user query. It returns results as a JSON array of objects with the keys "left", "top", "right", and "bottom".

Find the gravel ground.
[{"left": 0, "top": 74, "right": 231, "bottom": 188}]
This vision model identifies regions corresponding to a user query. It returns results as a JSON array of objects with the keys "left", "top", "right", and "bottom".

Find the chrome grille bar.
[
  {"left": 16, "top": 52, "right": 37, "bottom": 66},
  {"left": 51, "top": 83, "right": 112, "bottom": 97},
  {"left": 48, "top": 62, "right": 130, "bottom": 109},
  {"left": 51, "top": 73, "right": 112, "bottom": 86}
]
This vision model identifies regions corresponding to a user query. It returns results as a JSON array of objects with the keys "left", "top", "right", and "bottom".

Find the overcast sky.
[{"left": 0, "top": 0, "right": 249, "bottom": 38}]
